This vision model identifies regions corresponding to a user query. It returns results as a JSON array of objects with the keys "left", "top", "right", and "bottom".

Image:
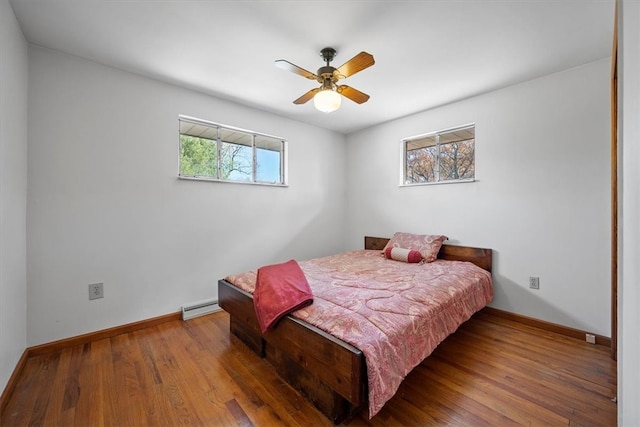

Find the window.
[
  {"left": 402, "top": 124, "right": 475, "bottom": 185},
  {"left": 178, "top": 116, "right": 286, "bottom": 185}
]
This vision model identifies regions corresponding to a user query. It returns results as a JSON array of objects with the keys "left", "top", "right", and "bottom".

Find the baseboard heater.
[{"left": 181, "top": 298, "right": 222, "bottom": 320}]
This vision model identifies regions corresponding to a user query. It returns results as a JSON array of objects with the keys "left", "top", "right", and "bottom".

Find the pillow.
[
  {"left": 382, "top": 232, "right": 448, "bottom": 263},
  {"left": 384, "top": 247, "right": 422, "bottom": 263}
]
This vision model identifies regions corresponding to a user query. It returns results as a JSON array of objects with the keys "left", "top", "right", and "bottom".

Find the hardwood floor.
[{"left": 1, "top": 310, "right": 617, "bottom": 426}]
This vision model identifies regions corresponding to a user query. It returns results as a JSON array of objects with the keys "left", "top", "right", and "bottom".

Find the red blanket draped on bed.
[{"left": 254, "top": 259, "right": 313, "bottom": 333}]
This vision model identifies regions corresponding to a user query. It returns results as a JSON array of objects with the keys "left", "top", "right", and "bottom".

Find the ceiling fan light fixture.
[{"left": 314, "top": 88, "right": 341, "bottom": 113}]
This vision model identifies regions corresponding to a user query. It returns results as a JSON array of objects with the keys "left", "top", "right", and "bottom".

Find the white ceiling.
[{"left": 9, "top": 0, "right": 615, "bottom": 135}]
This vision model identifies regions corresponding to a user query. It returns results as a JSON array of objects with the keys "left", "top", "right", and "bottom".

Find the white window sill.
[{"left": 399, "top": 178, "right": 475, "bottom": 187}]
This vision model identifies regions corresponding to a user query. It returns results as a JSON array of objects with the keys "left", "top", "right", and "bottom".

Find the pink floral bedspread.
[{"left": 225, "top": 250, "right": 493, "bottom": 418}]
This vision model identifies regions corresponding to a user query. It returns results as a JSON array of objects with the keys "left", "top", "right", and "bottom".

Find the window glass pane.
[
  {"left": 438, "top": 133, "right": 475, "bottom": 181},
  {"left": 406, "top": 134, "right": 436, "bottom": 151},
  {"left": 439, "top": 127, "right": 474, "bottom": 145},
  {"left": 221, "top": 141, "right": 252, "bottom": 181},
  {"left": 180, "top": 120, "right": 217, "bottom": 140},
  {"left": 255, "top": 135, "right": 282, "bottom": 183},
  {"left": 221, "top": 128, "right": 252, "bottom": 147},
  {"left": 220, "top": 129, "right": 252, "bottom": 181},
  {"left": 179, "top": 134, "right": 217, "bottom": 178},
  {"left": 406, "top": 146, "right": 437, "bottom": 183}
]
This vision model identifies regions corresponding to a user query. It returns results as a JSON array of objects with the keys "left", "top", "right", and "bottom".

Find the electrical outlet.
[
  {"left": 529, "top": 276, "right": 540, "bottom": 290},
  {"left": 89, "top": 282, "right": 104, "bottom": 300},
  {"left": 586, "top": 333, "right": 596, "bottom": 344}
]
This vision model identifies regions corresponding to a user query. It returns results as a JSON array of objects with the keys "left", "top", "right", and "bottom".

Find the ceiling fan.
[{"left": 275, "top": 47, "right": 375, "bottom": 113}]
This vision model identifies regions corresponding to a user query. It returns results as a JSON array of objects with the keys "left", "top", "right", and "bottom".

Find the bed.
[{"left": 217, "top": 236, "right": 492, "bottom": 423}]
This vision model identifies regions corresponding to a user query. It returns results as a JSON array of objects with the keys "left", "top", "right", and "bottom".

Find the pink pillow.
[
  {"left": 384, "top": 247, "right": 422, "bottom": 263},
  {"left": 382, "top": 232, "right": 448, "bottom": 263}
]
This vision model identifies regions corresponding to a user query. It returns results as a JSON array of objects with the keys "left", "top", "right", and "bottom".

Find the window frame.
[
  {"left": 178, "top": 115, "right": 288, "bottom": 187},
  {"left": 400, "top": 123, "right": 476, "bottom": 187}
]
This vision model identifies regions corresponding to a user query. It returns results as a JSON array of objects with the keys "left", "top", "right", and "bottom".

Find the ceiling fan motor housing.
[{"left": 317, "top": 66, "right": 337, "bottom": 82}]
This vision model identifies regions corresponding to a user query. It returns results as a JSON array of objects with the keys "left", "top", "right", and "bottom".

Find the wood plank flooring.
[{"left": 1, "top": 310, "right": 617, "bottom": 426}]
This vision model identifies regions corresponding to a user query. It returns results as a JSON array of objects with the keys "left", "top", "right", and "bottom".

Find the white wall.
[
  {"left": 26, "top": 47, "right": 346, "bottom": 346},
  {"left": 345, "top": 59, "right": 611, "bottom": 336},
  {"left": 619, "top": 1, "right": 640, "bottom": 424},
  {"left": 0, "top": 0, "right": 28, "bottom": 391}
]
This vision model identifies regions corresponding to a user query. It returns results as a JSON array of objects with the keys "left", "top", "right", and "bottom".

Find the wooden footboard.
[
  {"left": 218, "top": 236, "right": 492, "bottom": 423},
  {"left": 218, "top": 280, "right": 366, "bottom": 423}
]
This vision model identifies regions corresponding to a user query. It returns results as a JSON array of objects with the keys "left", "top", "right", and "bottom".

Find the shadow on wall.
[{"left": 489, "top": 250, "right": 606, "bottom": 337}]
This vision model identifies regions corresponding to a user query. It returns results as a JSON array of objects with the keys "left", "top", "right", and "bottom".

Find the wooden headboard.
[{"left": 364, "top": 236, "right": 492, "bottom": 273}]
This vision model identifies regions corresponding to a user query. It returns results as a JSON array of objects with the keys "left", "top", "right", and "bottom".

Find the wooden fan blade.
[
  {"left": 336, "top": 52, "right": 375, "bottom": 78},
  {"left": 337, "top": 85, "right": 370, "bottom": 104},
  {"left": 275, "top": 60, "right": 318, "bottom": 80},
  {"left": 293, "top": 88, "right": 320, "bottom": 104}
]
